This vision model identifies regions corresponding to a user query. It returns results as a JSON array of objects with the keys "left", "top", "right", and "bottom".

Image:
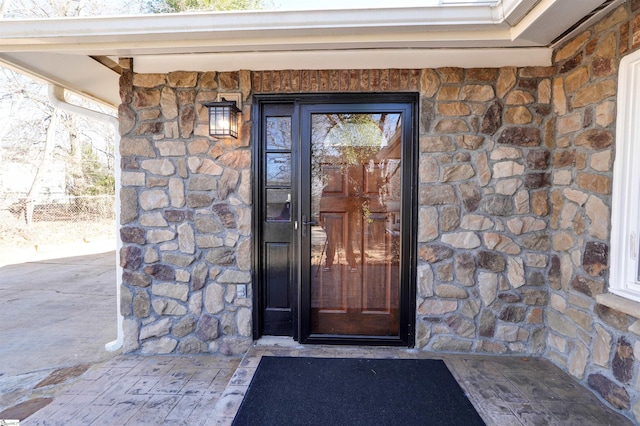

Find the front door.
[{"left": 255, "top": 95, "right": 416, "bottom": 346}]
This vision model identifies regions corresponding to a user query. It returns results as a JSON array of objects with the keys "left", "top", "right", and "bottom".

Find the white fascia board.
[
  {"left": 0, "top": 6, "right": 503, "bottom": 47},
  {"left": 0, "top": 28, "right": 534, "bottom": 57},
  {"left": 134, "top": 48, "right": 552, "bottom": 74}
]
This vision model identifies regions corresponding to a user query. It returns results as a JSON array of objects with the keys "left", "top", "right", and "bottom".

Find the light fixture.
[{"left": 204, "top": 97, "right": 241, "bottom": 138}]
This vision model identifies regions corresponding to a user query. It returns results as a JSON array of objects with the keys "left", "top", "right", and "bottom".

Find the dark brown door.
[{"left": 311, "top": 159, "right": 400, "bottom": 336}]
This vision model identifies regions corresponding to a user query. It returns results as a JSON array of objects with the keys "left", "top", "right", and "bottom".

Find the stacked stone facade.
[
  {"left": 414, "top": 66, "right": 553, "bottom": 355},
  {"left": 117, "top": 1, "right": 640, "bottom": 421},
  {"left": 118, "top": 64, "right": 254, "bottom": 356},
  {"left": 546, "top": 1, "right": 640, "bottom": 420}
]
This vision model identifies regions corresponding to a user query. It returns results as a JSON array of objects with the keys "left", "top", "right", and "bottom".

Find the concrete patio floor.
[{"left": 8, "top": 340, "right": 633, "bottom": 425}]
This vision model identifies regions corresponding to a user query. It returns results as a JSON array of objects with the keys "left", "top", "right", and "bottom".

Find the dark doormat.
[{"left": 232, "top": 356, "right": 485, "bottom": 426}]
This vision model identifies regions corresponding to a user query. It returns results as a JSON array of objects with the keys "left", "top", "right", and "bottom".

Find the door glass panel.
[
  {"left": 310, "top": 113, "right": 402, "bottom": 336},
  {"left": 266, "top": 116, "right": 292, "bottom": 150},
  {"left": 266, "top": 153, "right": 291, "bottom": 186},
  {"left": 266, "top": 189, "right": 291, "bottom": 222}
]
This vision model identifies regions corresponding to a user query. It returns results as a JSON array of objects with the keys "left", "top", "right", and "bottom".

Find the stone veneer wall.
[
  {"left": 412, "top": 65, "right": 553, "bottom": 355},
  {"left": 118, "top": 63, "right": 255, "bottom": 356},
  {"left": 116, "top": 1, "right": 640, "bottom": 420},
  {"left": 118, "top": 62, "right": 555, "bottom": 358},
  {"left": 546, "top": 1, "right": 640, "bottom": 421}
]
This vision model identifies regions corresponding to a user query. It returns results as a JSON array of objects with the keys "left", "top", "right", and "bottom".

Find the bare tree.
[
  {"left": 1, "top": 0, "right": 271, "bottom": 225},
  {"left": 1, "top": 0, "right": 125, "bottom": 18},
  {"left": 0, "top": 1, "right": 123, "bottom": 224},
  {"left": 147, "top": 0, "right": 272, "bottom": 13}
]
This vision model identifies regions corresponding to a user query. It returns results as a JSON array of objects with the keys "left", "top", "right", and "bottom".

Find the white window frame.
[{"left": 610, "top": 48, "right": 640, "bottom": 303}]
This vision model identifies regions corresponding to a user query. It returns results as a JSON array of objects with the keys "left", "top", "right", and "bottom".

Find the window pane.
[
  {"left": 266, "top": 153, "right": 291, "bottom": 186},
  {"left": 266, "top": 116, "right": 292, "bottom": 150},
  {"left": 266, "top": 189, "right": 291, "bottom": 222}
]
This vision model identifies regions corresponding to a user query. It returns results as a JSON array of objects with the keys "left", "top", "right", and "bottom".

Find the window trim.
[{"left": 610, "top": 48, "right": 640, "bottom": 302}]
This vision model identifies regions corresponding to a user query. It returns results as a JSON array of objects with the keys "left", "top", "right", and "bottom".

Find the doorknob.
[
  {"left": 301, "top": 215, "right": 317, "bottom": 237},
  {"left": 302, "top": 216, "right": 317, "bottom": 226}
]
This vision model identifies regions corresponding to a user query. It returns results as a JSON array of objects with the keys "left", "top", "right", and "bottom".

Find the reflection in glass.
[
  {"left": 266, "top": 153, "right": 291, "bottom": 186},
  {"left": 266, "top": 116, "right": 292, "bottom": 150},
  {"left": 310, "top": 113, "right": 402, "bottom": 336},
  {"left": 266, "top": 189, "right": 291, "bottom": 221}
]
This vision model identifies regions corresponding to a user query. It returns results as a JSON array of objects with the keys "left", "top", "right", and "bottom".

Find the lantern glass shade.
[{"left": 205, "top": 99, "right": 240, "bottom": 138}]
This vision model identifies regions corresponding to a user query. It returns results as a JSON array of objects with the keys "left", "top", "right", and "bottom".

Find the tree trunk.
[{"left": 25, "top": 111, "right": 59, "bottom": 225}]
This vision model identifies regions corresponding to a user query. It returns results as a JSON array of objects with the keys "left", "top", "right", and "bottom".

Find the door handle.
[{"left": 301, "top": 215, "right": 317, "bottom": 237}]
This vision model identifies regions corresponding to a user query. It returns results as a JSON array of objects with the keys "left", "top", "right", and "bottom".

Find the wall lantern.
[{"left": 204, "top": 97, "right": 241, "bottom": 138}]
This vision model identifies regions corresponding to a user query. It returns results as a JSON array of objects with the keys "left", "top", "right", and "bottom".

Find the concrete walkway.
[
  {"left": 0, "top": 243, "right": 118, "bottom": 413},
  {"left": 20, "top": 354, "right": 240, "bottom": 426}
]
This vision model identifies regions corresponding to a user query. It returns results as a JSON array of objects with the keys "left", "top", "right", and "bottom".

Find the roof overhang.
[{"left": 0, "top": 0, "right": 620, "bottom": 107}]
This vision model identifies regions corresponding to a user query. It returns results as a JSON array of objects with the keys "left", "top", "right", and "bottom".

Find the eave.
[{"left": 0, "top": 0, "right": 620, "bottom": 108}]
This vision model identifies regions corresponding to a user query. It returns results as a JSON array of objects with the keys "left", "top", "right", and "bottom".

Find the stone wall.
[
  {"left": 413, "top": 66, "right": 553, "bottom": 355},
  {"left": 116, "top": 1, "right": 640, "bottom": 420},
  {"left": 118, "top": 61, "right": 254, "bottom": 355},
  {"left": 546, "top": 1, "right": 640, "bottom": 420},
  {"left": 118, "top": 62, "right": 557, "bottom": 358}
]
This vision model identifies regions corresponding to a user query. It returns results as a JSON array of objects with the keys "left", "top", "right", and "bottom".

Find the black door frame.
[{"left": 252, "top": 93, "right": 418, "bottom": 347}]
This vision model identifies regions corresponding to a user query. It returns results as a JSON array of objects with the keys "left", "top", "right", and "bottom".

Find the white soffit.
[
  {"left": 511, "top": 0, "right": 610, "bottom": 45},
  {"left": 0, "top": 52, "right": 121, "bottom": 107}
]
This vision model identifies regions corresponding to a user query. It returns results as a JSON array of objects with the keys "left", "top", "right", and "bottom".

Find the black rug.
[{"left": 232, "top": 356, "right": 485, "bottom": 426}]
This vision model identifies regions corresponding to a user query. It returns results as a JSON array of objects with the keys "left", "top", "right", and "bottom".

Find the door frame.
[{"left": 252, "top": 93, "right": 418, "bottom": 347}]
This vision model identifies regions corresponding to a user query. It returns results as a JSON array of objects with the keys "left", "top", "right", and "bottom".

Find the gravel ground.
[
  {"left": 0, "top": 210, "right": 116, "bottom": 265},
  {"left": 0, "top": 210, "right": 115, "bottom": 245}
]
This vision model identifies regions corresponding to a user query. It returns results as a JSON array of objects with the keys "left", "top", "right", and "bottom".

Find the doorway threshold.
[{"left": 255, "top": 336, "right": 302, "bottom": 348}]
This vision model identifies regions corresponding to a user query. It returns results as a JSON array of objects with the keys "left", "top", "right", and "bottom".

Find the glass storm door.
[
  {"left": 256, "top": 96, "right": 415, "bottom": 345},
  {"left": 299, "top": 102, "right": 413, "bottom": 343}
]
